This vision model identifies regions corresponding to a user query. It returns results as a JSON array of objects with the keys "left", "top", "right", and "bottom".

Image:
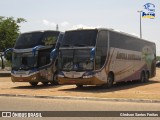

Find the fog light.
[
  {"left": 31, "top": 76, "right": 36, "bottom": 80},
  {"left": 58, "top": 74, "right": 64, "bottom": 78},
  {"left": 83, "top": 75, "right": 93, "bottom": 78}
]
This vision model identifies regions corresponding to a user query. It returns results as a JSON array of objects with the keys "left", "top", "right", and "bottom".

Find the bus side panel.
[{"left": 106, "top": 47, "right": 155, "bottom": 82}]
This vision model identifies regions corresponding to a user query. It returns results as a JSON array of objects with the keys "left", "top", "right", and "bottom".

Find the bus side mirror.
[
  {"left": 4, "top": 48, "right": 13, "bottom": 61},
  {"left": 0, "top": 53, "right": 5, "bottom": 69},
  {"left": 56, "top": 42, "right": 60, "bottom": 49},
  {"left": 32, "top": 45, "right": 41, "bottom": 56},
  {"left": 50, "top": 49, "right": 58, "bottom": 62},
  {"left": 90, "top": 48, "right": 95, "bottom": 62}
]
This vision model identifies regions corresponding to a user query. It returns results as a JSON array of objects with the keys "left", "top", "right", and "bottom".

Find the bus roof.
[
  {"left": 21, "top": 30, "right": 60, "bottom": 34},
  {"left": 65, "top": 28, "right": 155, "bottom": 45}
]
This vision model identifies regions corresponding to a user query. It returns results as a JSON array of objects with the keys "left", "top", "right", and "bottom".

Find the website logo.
[
  {"left": 2, "top": 112, "right": 11, "bottom": 117},
  {"left": 142, "top": 3, "right": 155, "bottom": 19}
]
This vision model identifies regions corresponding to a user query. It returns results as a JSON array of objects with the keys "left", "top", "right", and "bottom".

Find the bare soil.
[{"left": 0, "top": 69, "right": 160, "bottom": 100}]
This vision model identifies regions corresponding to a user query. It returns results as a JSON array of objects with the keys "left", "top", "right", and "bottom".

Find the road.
[{"left": 0, "top": 96, "right": 159, "bottom": 120}]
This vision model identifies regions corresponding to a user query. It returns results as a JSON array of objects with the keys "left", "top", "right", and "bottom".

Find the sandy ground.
[{"left": 0, "top": 69, "right": 160, "bottom": 100}]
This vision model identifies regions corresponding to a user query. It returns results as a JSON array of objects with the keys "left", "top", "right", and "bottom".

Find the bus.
[
  {"left": 57, "top": 28, "right": 156, "bottom": 88},
  {"left": 5, "top": 30, "right": 63, "bottom": 86}
]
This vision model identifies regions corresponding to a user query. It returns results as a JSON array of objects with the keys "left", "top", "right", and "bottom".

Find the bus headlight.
[
  {"left": 58, "top": 72, "right": 64, "bottom": 78},
  {"left": 31, "top": 76, "right": 37, "bottom": 80}
]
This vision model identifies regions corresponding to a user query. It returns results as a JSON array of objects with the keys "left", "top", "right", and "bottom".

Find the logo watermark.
[
  {"left": 1, "top": 112, "right": 42, "bottom": 118},
  {"left": 2, "top": 112, "right": 11, "bottom": 117},
  {"left": 142, "top": 3, "right": 155, "bottom": 19},
  {"left": 1, "top": 111, "right": 160, "bottom": 117}
]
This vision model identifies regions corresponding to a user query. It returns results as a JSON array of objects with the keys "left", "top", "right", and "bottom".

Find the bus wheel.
[
  {"left": 42, "top": 82, "right": 49, "bottom": 85},
  {"left": 145, "top": 72, "right": 149, "bottom": 82},
  {"left": 51, "top": 72, "right": 59, "bottom": 85},
  {"left": 106, "top": 73, "right": 114, "bottom": 88},
  {"left": 76, "top": 84, "right": 83, "bottom": 88},
  {"left": 29, "top": 82, "right": 38, "bottom": 86},
  {"left": 140, "top": 72, "right": 145, "bottom": 83}
]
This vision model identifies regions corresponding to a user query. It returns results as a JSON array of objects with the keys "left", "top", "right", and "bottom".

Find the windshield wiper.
[
  {"left": 74, "top": 44, "right": 86, "bottom": 47},
  {"left": 62, "top": 44, "right": 70, "bottom": 47},
  {"left": 12, "top": 66, "right": 19, "bottom": 71}
]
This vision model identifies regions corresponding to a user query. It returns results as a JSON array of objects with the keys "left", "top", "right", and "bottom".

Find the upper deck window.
[
  {"left": 61, "top": 30, "right": 98, "bottom": 47},
  {"left": 14, "top": 31, "right": 59, "bottom": 49}
]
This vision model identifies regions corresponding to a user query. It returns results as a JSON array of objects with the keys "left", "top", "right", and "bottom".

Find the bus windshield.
[
  {"left": 12, "top": 52, "right": 37, "bottom": 70},
  {"left": 14, "top": 31, "right": 59, "bottom": 49},
  {"left": 61, "top": 30, "right": 98, "bottom": 47},
  {"left": 59, "top": 49, "right": 93, "bottom": 71},
  {"left": 14, "top": 32, "right": 43, "bottom": 49}
]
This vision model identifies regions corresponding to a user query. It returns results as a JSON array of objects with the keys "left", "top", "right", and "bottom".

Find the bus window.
[
  {"left": 42, "top": 33, "right": 58, "bottom": 46},
  {"left": 38, "top": 50, "right": 50, "bottom": 67},
  {"left": 95, "top": 31, "right": 108, "bottom": 70}
]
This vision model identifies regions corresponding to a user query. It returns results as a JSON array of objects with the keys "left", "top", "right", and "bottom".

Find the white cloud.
[
  {"left": 42, "top": 19, "right": 49, "bottom": 26},
  {"left": 42, "top": 19, "right": 56, "bottom": 27},
  {"left": 61, "top": 21, "right": 69, "bottom": 27},
  {"left": 51, "top": 22, "right": 56, "bottom": 27}
]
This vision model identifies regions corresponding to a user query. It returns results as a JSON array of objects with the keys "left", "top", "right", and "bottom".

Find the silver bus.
[
  {"left": 5, "top": 30, "right": 63, "bottom": 86},
  {"left": 57, "top": 28, "right": 156, "bottom": 88}
]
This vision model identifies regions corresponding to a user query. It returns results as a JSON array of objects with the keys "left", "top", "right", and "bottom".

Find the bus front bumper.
[
  {"left": 11, "top": 72, "right": 41, "bottom": 82},
  {"left": 58, "top": 77, "right": 106, "bottom": 85}
]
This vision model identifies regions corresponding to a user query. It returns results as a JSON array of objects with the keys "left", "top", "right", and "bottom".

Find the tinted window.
[
  {"left": 14, "top": 31, "right": 60, "bottom": 49},
  {"left": 110, "top": 32, "right": 155, "bottom": 52},
  {"left": 95, "top": 31, "right": 108, "bottom": 70},
  {"left": 59, "top": 49, "right": 93, "bottom": 71},
  {"left": 110, "top": 32, "right": 146, "bottom": 51},
  {"left": 38, "top": 49, "right": 51, "bottom": 67},
  {"left": 61, "top": 30, "right": 98, "bottom": 47},
  {"left": 14, "top": 32, "right": 43, "bottom": 49},
  {"left": 41, "top": 31, "right": 59, "bottom": 46}
]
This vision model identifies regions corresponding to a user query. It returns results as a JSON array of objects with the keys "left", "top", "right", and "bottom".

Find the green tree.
[
  {"left": 0, "top": 16, "right": 26, "bottom": 69},
  {"left": 0, "top": 16, "right": 26, "bottom": 51},
  {"left": 156, "top": 56, "right": 160, "bottom": 61}
]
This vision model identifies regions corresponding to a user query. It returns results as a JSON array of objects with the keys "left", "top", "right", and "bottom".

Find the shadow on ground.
[
  {"left": 11, "top": 80, "right": 159, "bottom": 93},
  {"left": 58, "top": 80, "right": 159, "bottom": 93},
  {"left": 12, "top": 83, "right": 62, "bottom": 89}
]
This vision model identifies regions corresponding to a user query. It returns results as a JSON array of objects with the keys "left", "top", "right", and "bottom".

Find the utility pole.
[
  {"left": 137, "top": 10, "right": 142, "bottom": 38},
  {"left": 56, "top": 24, "right": 59, "bottom": 31}
]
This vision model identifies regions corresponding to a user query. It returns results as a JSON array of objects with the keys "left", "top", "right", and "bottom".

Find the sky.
[{"left": 0, "top": 0, "right": 160, "bottom": 55}]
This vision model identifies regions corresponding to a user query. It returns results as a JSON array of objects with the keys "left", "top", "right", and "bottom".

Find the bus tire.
[
  {"left": 51, "top": 72, "right": 59, "bottom": 85},
  {"left": 29, "top": 82, "right": 38, "bottom": 86},
  {"left": 140, "top": 72, "right": 145, "bottom": 83},
  {"left": 106, "top": 73, "right": 114, "bottom": 88},
  {"left": 42, "top": 82, "right": 49, "bottom": 85},
  {"left": 76, "top": 84, "right": 83, "bottom": 88},
  {"left": 145, "top": 72, "right": 149, "bottom": 82},
  {"left": 102, "top": 73, "right": 114, "bottom": 88}
]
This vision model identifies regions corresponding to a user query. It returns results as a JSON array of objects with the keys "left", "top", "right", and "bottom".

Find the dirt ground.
[{"left": 0, "top": 69, "right": 160, "bottom": 100}]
